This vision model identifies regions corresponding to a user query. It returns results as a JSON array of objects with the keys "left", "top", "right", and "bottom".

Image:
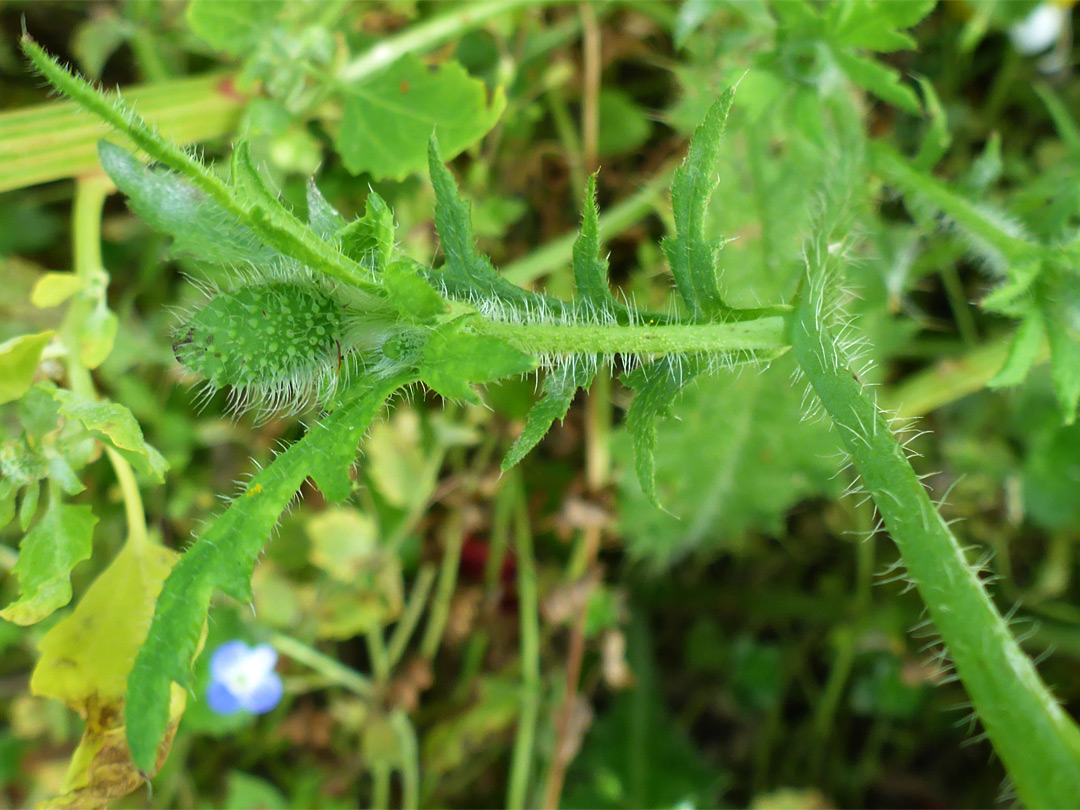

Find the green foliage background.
[{"left": 2, "top": 1, "right": 1080, "bottom": 808}]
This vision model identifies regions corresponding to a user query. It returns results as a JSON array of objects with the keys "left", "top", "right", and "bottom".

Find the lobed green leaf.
[
  {"left": 45, "top": 384, "right": 168, "bottom": 482},
  {"left": 572, "top": 173, "right": 620, "bottom": 315},
  {"left": 337, "top": 56, "right": 505, "bottom": 181},
  {"left": 0, "top": 498, "right": 97, "bottom": 626}
]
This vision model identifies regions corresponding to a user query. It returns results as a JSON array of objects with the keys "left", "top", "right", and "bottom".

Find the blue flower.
[{"left": 205, "top": 640, "right": 283, "bottom": 716}]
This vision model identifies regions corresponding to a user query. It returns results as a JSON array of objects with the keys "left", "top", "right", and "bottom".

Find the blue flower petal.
[
  {"left": 210, "top": 640, "right": 252, "bottom": 682},
  {"left": 241, "top": 670, "right": 284, "bottom": 714},
  {"left": 206, "top": 679, "right": 243, "bottom": 715}
]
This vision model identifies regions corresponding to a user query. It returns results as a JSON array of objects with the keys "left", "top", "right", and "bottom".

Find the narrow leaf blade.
[
  {"left": 663, "top": 90, "right": 735, "bottom": 320},
  {"left": 125, "top": 373, "right": 410, "bottom": 773}
]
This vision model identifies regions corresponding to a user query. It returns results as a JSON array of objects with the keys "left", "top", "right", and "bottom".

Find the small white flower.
[{"left": 1009, "top": 3, "right": 1067, "bottom": 55}]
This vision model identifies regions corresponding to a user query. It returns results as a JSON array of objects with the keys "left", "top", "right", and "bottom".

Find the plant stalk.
[
  {"left": 470, "top": 313, "right": 789, "bottom": 358},
  {"left": 792, "top": 276, "right": 1080, "bottom": 808}
]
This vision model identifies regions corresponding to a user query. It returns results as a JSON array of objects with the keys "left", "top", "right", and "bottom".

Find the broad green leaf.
[
  {"left": 617, "top": 358, "right": 840, "bottom": 566},
  {"left": 833, "top": 50, "right": 921, "bottom": 115},
  {"left": 31, "top": 273, "right": 83, "bottom": 308},
  {"left": 44, "top": 384, "right": 168, "bottom": 482},
  {"left": 72, "top": 9, "right": 129, "bottom": 78},
  {"left": 502, "top": 363, "right": 593, "bottom": 471},
  {"left": 365, "top": 408, "right": 431, "bottom": 509},
  {"left": 673, "top": 0, "right": 719, "bottom": 48},
  {"left": 597, "top": 90, "right": 653, "bottom": 157},
  {"left": 1023, "top": 420, "right": 1080, "bottom": 530},
  {"left": 419, "top": 318, "right": 536, "bottom": 404},
  {"left": 621, "top": 357, "right": 701, "bottom": 507},
  {"left": 126, "top": 373, "right": 411, "bottom": 774},
  {"left": 827, "top": 0, "right": 936, "bottom": 52},
  {"left": 223, "top": 772, "right": 289, "bottom": 810},
  {"left": 31, "top": 538, "right": 181, "bottom": 806},
  {"left": 0, "top": 478, "right": 16, "bottom": 531},
  {"left": 662, "top": 90, "right": 734, "bottom": 320},
  {"left": 1, "top": 499, "right": 97, "bottom": 625},
  {"left": 0, "top": 331, "right": 54, "bottom": 404},
  {"left": 313, "top": 565, "right": 404, "bottom": 639},
  {"left": 98, "top": 140, "right": 279, "bottom": 268},
  {"left": 186, "top": 0, "right": 284, "bottom": 57},
  {"left": 336, "top": 55, "right": 505, "bottom": 181},
  {"left": 18, "top": 480, "right": 41, "bottom": 532},
  {"left": 306, "top": 507, "right": 379, "bottom": 582}
]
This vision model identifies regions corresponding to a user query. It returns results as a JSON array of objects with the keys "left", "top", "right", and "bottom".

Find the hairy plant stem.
[
  {"left": 792, "top": 290, "right": 1080, "bottom": 808},
  {"left": 470, "top": 313, "right": 789, "bottom": 358},
  {"left": 23, "top": 38, "right": 380, "bottom": 296}
]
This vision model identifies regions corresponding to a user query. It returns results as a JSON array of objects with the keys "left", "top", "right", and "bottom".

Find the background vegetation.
[{"left": 2, "top": 1, "right": 1080, "bottom": 808}]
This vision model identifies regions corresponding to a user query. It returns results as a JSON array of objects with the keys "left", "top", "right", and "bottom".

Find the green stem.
[
  {"left": 792, "top": 266, "right": 1080, "bottom": 808},
  {"left": 105, "top": 447, "right": 148, "bottom": 550},
  {"left": 471, "top": 313, "right": 789, "bottom": 358},
  {"left": 507, "top": 474, "right": 541, "bottom": 810},
  {"left": 71, "top": 176, "right": 151, "bottom": 553},
  {"left": 65, "top": 175, "right": 111, "bottom": 396},
  {"left": 266, "top": 630, "right": 374, "bottom": 698},
  {"left": 869, "top": 142, "right": 1040, "bottom": 266},
  {"left": 337, "top": 0, "right": 562, "bottom": 83},
  {"left": 390, "top": 710, "right": 421, "bottom": 810},
  {"left": 386, "top": 564, "right": 438, "bottom": 669},
  {"left": 370, "top": 761, "right": 391, "bottom": 810},
  {"left": 879, "top": 331, "right": 1048, "bottom": 419},
  {"left": 366, "top": 626, "right": 391, "bottom": 684},
  {"left": 420, "top": 516, "right": 466, "bottom": 660}
]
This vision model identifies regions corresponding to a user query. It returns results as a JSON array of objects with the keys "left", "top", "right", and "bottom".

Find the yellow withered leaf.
[{"left": 31, "top": 539, "right": 184, "bottom": 809}]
